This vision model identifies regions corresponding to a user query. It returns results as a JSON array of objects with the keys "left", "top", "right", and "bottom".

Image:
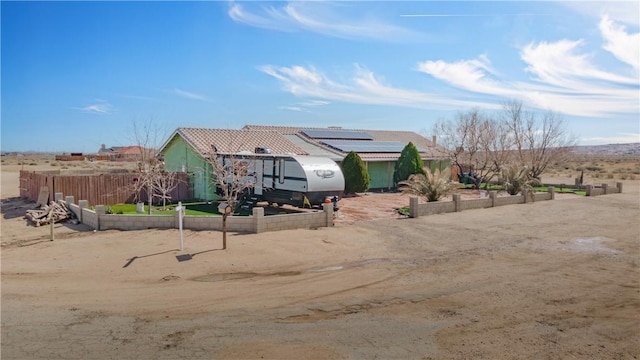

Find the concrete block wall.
[
  {"left": 183, "top": 216, "right": 220, "bottom": 231},
  {"left": 534, "top": 193, "right": 552, "bottom": 201},
  {"left": 81, "top": 208, "right": 99, "bottom": 229},
  {"left": 494, "top": 195, "right": 525, "bottom": 206},
  {"left": 99, "top": 214, "right": 175, "bottom": 231},
  {"left": 410, "top": 189, "right": 555, "bottom": 218},
  {"left": 586, "top": 182, "right": 623, "bottom": 196},
  {"left": 226, "top": 216, "right": 255, "bottom": 233},
  {"left": 409, "top": 198, "right": 455, "bottom": 217},
  {"left": 458, "top": 198, "right": 492, "bottom": 211},
  {"left": 69, "top": 201, "right": 333, "bottom": 233},
  {"left": 263, "top": 211, "right": 327, "bottom": 232}
]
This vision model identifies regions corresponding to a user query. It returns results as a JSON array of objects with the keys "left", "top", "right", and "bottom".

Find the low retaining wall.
[
  {"left": 586, "top": 183, "right": 623, "bottom": 196},
  {"left": 409, "top": 182, "right": 622, "bottom": 218},
  {"left": 57, "top": 194, "right": 334, "bottom": 233}
]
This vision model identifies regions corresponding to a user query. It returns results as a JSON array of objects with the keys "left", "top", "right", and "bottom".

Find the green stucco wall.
[
  {"left": 161, "top": 136, "right": 218, "bottom": 201},
  {"left": 365, "top": 159, "right": 451, "bottom": 191},
  {"left": 366, "top": 161, "right": 394, "bottom": 190}
]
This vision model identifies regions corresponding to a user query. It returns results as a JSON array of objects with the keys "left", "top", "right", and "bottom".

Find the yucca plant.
[
  {"left": 398, "top": 168, "right": 454, "bottom": 202},
  {"left": 499, "top": 165, "right": 533, "bottom": 196}
]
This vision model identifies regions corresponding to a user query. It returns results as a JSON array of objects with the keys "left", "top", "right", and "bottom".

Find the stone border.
[
  {"left": 58, "top": 192, "right": 334, "bottom": 233},
  {"left": 408, "top": 183, "right": 623, "bottom": 218}
]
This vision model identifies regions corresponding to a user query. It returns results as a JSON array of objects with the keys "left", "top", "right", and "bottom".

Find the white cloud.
[
  {"left": 228, "top": 2, "right": 424, "bottom": 42},
  {"left": 299, "top": 100, "right": 330, "bottom": 107},
  {"left": 599, "top": 14, "right": 640, "bottom": 71},
  {"left": 579, "top": 133, "right": 640, "bottom": 145},
  {"left": 556, "top": 1, "right": 640, "bottom": 27},
  {"left": 414, "top": 15, "right": 639, "bottom": 117},
  {"left": 261, "top": 63, "right": 489, "bottom": 111},
  {"left": 76, "top": 100, "right": 114, "bottom": 114},
  {"left": 173, "top": 88, "right": 209, "bottom": 101},
  {"left": 278, "top": 106, "right": 309, "bottom": 112}
]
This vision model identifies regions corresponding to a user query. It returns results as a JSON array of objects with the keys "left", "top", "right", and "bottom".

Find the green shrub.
[
  {"left": 393, "top": 142, "right": 425, "bottom": 186},
  {"left": 398, "top": 167, "right": 454, "bottom": 202},
  {"left": 340, "top": 151, "right": 370, "bottom": 194}
]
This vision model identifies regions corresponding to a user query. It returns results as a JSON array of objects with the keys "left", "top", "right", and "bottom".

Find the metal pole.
[{"left": 177, "top": 201, "right": 184, "bottom": 251}]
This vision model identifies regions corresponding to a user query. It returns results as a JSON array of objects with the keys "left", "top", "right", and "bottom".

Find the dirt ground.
[{"left": 1, "top": 162, "right": 639, "bottom": 359}]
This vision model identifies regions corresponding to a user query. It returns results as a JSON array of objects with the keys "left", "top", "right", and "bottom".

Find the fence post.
[
  {"left": 453, "top": 194, "right": 461, "bottom": 212},
  {"left": 585, "top": 185, "right": 593, "bottom": 196},
  {"left": 95, "top": 205, "right": 106, "bottom": 230},
  {"left": 489, "top": 191, "right": 497, "bottom": 207},
  {"left": 78, "top": 200, "right": 89, "bottom": 222},
  {"left": 253, "top": 207, "right": 265, "bottom": 233},
  {"left": 54, "top": 192, "right": 63, "bottom": 202},
  {"left": 409, "top": 197, "right": 419, "bottom": 218},
  {"left": 616, "top": 182, "right": 623, "bottom": 193},
  {"left": 323, "top": 203, "right": 334, "bottom": 227},
  {"left": 65, "top": 196, "right": 75, "bottom": 205},
  {"left": 548, "top": 186, "right": 555, "bottom": 200},
  {"left": 601, "top": 183, "right": 608, "bottom": 195}
]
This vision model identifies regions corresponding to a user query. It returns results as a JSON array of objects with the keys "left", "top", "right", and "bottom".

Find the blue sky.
[{"left": 1, "top": 1, "right": 638, "bottom": 152}]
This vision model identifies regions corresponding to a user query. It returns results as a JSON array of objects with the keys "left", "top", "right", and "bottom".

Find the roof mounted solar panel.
[
  {"left": 301, "top": 129, "right": 374, "bottom": 140},
  {"left": 321, "top": 140, "right": 427, "bottom": 153}
]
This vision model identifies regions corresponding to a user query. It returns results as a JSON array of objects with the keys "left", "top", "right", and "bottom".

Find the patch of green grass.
[
  {"left": 532, "top": 186, "right": 585, "bottom": 196},
  {"left": 108, "top": 202, "right": 223, "bottom": 216},
  {"left": 397, "top": 206, "right": 410, "bottom": 216}
]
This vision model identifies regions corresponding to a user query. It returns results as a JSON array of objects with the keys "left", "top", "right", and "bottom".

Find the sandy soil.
[{"left": 1, "top": 168, "right": 639, "bottom": 359}]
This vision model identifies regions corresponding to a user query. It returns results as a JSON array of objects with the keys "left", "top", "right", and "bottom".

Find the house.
[
  {"left": 157, "top": 128, "right": 306, "bottom": 200},
  {"left": 158, "top": 126, "right": 449, "bottom": 201},
  {"left": 243, "top": 125, "right": 449, "bottom": 190},
  {"left": 98, "top": 144, "right": 149, "bottom": 162}
]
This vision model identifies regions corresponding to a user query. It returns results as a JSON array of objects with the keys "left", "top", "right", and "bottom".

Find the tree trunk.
[{"left": 222, "top": 214, "right": 227, "bottom": 250}]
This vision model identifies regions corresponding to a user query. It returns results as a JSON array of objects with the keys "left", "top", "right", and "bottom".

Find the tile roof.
[
  {"left": 242, "top": 125, "right": 448, "bottom": 160},
  {"left": 171, "top": 128, "right": 307, "bottom": 156},
  {"left": 112, "top": 146, "right": 145, "bottom": 155}
]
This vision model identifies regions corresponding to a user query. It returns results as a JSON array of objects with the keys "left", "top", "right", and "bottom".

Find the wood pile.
[{"left": 25, "top": 200, "right": 77, "bottom": 227}]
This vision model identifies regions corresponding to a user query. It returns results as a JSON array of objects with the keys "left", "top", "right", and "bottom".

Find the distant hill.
[{"left": 571, "top": 143, "right": 640, "bottom": 156}]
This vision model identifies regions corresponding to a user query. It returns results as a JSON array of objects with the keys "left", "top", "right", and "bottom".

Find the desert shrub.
[
  {"left": 398, "top": 167, "right": 454, "bottom": 202},
  {"left": 393, "top": 142, "right": 425, "bottom": 186},
  {"left": 630, "top": 175, "right": 636, "bottom": 180},
  {"left": 341, "top": 151, "right": 370, "bottom": 194},
  {"left": 499, "top": 165, "right": 533, "bottom": 195},
  {"left": 607, "top": 173, "right": 614, "bottom": 179},
  {"left": 397, "top": 206, "right": 410, "bottom": 216},
  {"left": 620, "top": 174, "right": 628, "bottom": 180}
]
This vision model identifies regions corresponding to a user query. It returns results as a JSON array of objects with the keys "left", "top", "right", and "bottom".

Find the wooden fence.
[{"left": 20, "top": 171, "right": 191, "bottom": 206}]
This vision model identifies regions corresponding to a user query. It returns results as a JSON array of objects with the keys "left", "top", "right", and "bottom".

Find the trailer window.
[{"left": 279, "top": 159, "right": 285, "bottom": 184}]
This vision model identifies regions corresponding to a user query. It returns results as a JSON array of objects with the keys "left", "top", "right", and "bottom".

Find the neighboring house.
[
  {"left": 98, "top": 144, "right": 148, "bottom": 162},
  {"left": 243, "top": 125, "right": 450, "bottom": 190},
  {"left": 157, "top": 128, "right": 306, "bottom": 200}
]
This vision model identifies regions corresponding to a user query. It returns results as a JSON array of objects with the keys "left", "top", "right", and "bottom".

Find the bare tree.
[
  {"left": 130, "top": 120, "right": 171, "bottom": 214},
  {"left": 153, "top": 170, "right": 179, "bottom": 210},
  {"left": 205, "top": 148, "right": 257, "bottom": 250},
  {"left": 502, "top": 100, "right": 576, "bottom": 180},
  {"left": 433, "top": 109, "right": 510, "bottom": 189}
]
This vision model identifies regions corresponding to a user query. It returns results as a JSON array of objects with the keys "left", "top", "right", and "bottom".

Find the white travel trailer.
[{"left": 217, "top": 152, "right": 345, "bottom": 208}]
